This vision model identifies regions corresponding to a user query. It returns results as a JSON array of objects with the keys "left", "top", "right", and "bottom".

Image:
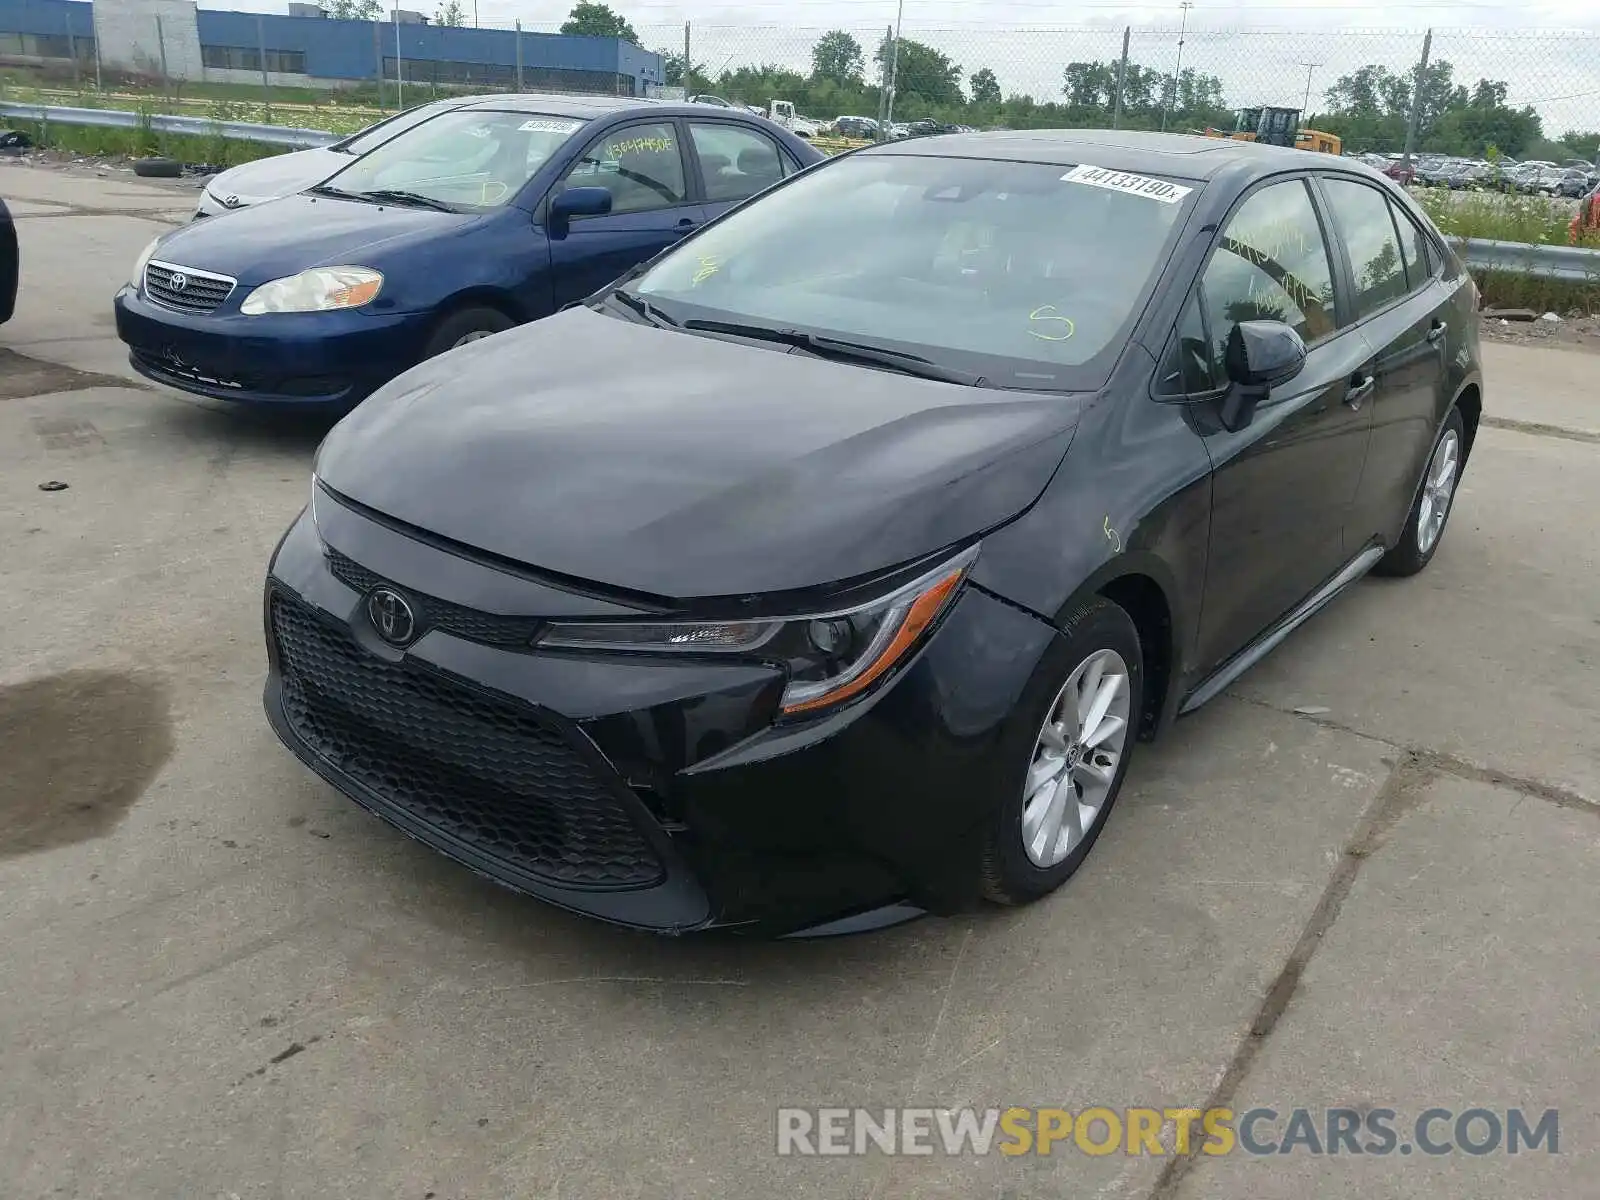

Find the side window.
[
  {"left": 561, "top": 121, "right": 687, "bottom": 216},
  {"left": 1157, "top": 292, "right": 1218, "bottom": 396},
  {"left": 1321, "top": 178, "right": 1409, "bottom": 317},
  {"left": 1389, "top": 201, "right": 1434, "bottom": 290},
  {"left": 689, "top": 122, "right": 787, "bottom": 204},
  {"left": 1200, "top": 179, "right": 1337, "bottom": 372}
]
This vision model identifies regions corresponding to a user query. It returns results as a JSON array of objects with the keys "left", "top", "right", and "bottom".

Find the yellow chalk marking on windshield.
[
  {"left": 1028, "top": 305, "right": 1076, "bottom": 341},
  {"left": 692, "top": 256, "right": 722, "bottom": 285}
]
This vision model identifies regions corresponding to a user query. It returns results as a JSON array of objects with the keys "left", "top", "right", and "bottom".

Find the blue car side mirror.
[{"left": 549, "top": 186, "right": 613, "bottom": 238}]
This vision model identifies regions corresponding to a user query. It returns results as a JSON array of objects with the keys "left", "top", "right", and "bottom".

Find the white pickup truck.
[{"left": 765, "top": 100, "right": 822, "bottom": 138}]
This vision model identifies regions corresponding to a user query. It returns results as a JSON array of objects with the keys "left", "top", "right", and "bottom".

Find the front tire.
[
  {"left": 1374, "top": 407, "right": 1465, "bottom": 578},
  {"left": 980, "top": 598, "right": 1144, "bottom": 906},
  {"left": 422, "top": 306, "right": 515, "bottom": 360}
]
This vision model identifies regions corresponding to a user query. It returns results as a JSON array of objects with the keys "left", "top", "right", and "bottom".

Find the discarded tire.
[{"left": 133, "top": 157, "right": 182, "bottom": 178}]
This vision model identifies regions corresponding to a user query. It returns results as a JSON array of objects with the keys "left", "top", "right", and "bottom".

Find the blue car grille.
[{"left": 144, "top": 260, "right": 235, "bottom": 314}]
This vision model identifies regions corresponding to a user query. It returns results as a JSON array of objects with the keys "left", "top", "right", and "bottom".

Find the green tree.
[
  {"left": 560, "top": 1, "right": 637, "bottom": 43},
  {"left": 659, "top": 51, "right": 706, "bottom": 90},
  {"left": 969, "top": 67, "right": 1001, "bottom": 107},
  {"left": 1062, "top": 61, "right": 1117, "bottom": 109},
  {"left": 327, "top": 0, "right": 382, "bottom": 19},
  {"left": 435, "top": 0, "right": 465, "bottom": 26},
  {"left": 811, "top": 30, "right": 865, "bottom": 86},
  {"left": 876, "top": 36, "right": 963, "bottom": 107}
]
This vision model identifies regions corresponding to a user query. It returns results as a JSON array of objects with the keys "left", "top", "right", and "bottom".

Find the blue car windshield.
[
  {"left": 631, "top": 154, "right": 1198, "bottom": 390},
  {"left": 322, "top": 109, "right": 587, "bottom": 209}
]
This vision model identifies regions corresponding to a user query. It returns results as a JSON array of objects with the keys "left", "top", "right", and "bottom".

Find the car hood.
[
  {"left": 150, "top": 193, "right": 480, "bottom": 284},
  {"left": 315, "top": 307, "right": 1083, "bottom": 601},
  {"left": 204, "top": 147, "right": 348, "bottom": 206}
]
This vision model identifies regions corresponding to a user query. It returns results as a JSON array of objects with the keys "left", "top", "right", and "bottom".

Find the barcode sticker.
[{"left": 1061, "top": 164, "right": 1193, "bottom": 204}]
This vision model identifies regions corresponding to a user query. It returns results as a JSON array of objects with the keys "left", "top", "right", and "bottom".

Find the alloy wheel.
[
  {"left": 1020, "top": 648, "right": 1131, "bottom": 868},
  {"left": 1416, "top": 428, "right": 1460, "bottom": 555},
  {"left": 452, "top": 329, "right": 497, "bottom": 348}
]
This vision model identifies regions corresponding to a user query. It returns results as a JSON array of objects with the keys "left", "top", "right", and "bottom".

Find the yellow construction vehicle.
[{"left": 1205, "top": 106, "right": 1342, "bottom": 157}]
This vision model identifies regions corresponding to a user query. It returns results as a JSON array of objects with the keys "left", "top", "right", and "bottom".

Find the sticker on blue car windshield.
[
  {"left": 1061, "top": 164, "right": 1193, "bottom": 204},
  {"left": 519, "top": 118, "right": 583, "bottom": 134}
]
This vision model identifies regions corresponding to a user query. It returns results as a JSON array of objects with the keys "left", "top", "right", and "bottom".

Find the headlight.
[
  {"left": 240, "top": 267, "right": 383, "bottom": 315},
  {"left": 130, "top": 237, "right": 161, "bottom": 288},
  {"left": 538, "top": 546, "right": 978, "bottom": 718}
]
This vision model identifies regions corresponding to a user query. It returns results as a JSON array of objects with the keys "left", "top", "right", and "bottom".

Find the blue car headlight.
[{"left": 241, "top": 267, "right": 383, "bottom": 315}]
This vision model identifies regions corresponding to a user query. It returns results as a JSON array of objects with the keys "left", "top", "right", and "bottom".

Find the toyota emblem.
[
  {"left": 366, "top": 587, "right": 417, "bottom": 646},
  {"left": 168, "top": 271, "right": 189, "bottom": 293}
]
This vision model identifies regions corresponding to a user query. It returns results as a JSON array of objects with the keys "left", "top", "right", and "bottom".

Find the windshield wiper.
[
  {"left": 682, "top": 319, "right": 988, "bottom": 387},
  {"left": 603, "top": 290, "right": 681, "bottom": 328},
  {"left": 306, "top": 184, "right": 373, "bottom": 202},
  {"left": 354, "top": 189, "right": 459, "bottom": 213}
]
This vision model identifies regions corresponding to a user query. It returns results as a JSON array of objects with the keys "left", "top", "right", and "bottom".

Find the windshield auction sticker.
[
  {"left": 1061, "top": 164, "right": 1193, "bottom": 204},
  {"left": 519, "top": 118, "right": 583, "bottom": 134}
]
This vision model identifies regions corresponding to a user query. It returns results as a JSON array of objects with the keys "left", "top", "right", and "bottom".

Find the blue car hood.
[
  {"left": 314, "top": 307, "right": 1084, "bottom": 600},
  {"left": 149, "top": 193, "right": 480, "bottom": 284}
]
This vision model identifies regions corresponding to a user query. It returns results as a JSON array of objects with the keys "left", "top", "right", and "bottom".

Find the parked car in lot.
[
  {"left": 1381, "top": 159, "right": 1416, "bottom": 186},
  {"left": 831, "top": 115, "right": 880, "bottom": 139},
  {"left": 1417, "top": 158, "right": 1463, "bottom": 187},
  {"left": 115, "top": 95, "right": 822, "bottom": 407},
  {"left": 0, "top": 195, "right": 15, "bottom": 324},
  {"left": 194, "top": 98, "right": 464, "bottom": 219},
  {"left": 262, "top": 131, "right": 1482, "bottom": 935}
]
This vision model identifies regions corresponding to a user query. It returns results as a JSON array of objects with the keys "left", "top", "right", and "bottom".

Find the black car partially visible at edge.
[
  {"left": 264, "top": 130, "right": 1483, "bottom": 936},
  {"left": 0, "top": 195, "right": 16, "bottom": 324}
]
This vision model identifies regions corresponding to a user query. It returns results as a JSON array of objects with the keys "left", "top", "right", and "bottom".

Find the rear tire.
[
  {"left": 422, "top": 306, "right": 515, "bottom": 360},
  {"left": 1374, "top": 407, "right": 1466, "bottom": 578},
  {"left": 980, "top": 597, "right": 1144, "bottom": 906}
]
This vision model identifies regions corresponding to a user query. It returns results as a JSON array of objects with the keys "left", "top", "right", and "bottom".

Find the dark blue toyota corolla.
[{"left": 113, "top": 95, "right": 820, "bottom": 406}]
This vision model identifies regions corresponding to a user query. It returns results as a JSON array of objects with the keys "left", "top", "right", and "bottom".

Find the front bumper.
[
  {"left": 114, "top": 284, "right": 426, "bottom": 406},
  {"left": 262, "top": 497, "right": 1059, "bottom": 935}
]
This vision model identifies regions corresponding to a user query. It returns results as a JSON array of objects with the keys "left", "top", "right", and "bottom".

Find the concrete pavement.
[{"left": 1, "top": 165, "right": 1595, "bottom": 1199}]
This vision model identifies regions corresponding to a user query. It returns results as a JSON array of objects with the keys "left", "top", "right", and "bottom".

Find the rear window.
[{"left": 633, "top": 154, "right": 1199, "bottom": 391}]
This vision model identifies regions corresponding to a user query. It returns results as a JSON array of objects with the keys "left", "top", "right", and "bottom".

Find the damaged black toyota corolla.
[{"left": 264, "top": 130, "right": 1482, "bottom": 936}]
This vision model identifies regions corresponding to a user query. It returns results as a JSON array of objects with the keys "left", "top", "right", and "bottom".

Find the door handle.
[
  {"left": 1427, "top": 320, "right": 1448, "bottom": 344},
  {"left": 675, "top": 217, "right": 698, "bottom": 229},
  {"left": 1345, "top": 373, "right": 1375, "bottom": 411}
]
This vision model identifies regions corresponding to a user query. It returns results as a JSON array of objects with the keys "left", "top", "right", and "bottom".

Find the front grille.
[
  {"left": 271, "top": 592, "right": 664, "bottom": 889},
  {"left": 144, "top": 260, "right": 235, "bottom": 314},
  {"left": 325, "top": 548, "right": 545, "bottom": 649}
]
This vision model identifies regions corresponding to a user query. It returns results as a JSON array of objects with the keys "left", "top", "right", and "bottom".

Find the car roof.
[
  {"left": 450, "top": 93, "right": 772, "bottom": 121},
  {"left": 861, "top": 128, "right": 1342, "bottom": 181}
]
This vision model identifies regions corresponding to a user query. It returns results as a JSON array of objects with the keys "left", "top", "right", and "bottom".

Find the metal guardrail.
[
  {"left": 0, "top": 101, "right": 338, "bottom": 150},
  {"left": 1457, "top": 238, "right": 1600, "bottom": 283}
]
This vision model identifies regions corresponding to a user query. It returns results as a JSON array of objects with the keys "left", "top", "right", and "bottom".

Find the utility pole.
[
  {"left": 394, "top": 9, "right": 404, "bottom": 108},
  {"left": 1112, "top": 26, "right": 1129, "bottom": 129},
  {"left": 1401, "top": 28, "right": 1432, "bottom": 170},
  {"left": 884, "top": 0, "right": 905, "bottom": 134},
  {"left": 1161, "top": 1, "right": 1193, "bottom": 133},
  {"left": 1296, "top": 61, "right": 1321, "bottom": 117},
  {"left": 683, "top": 21, "right": 691, "bottom": 94}
]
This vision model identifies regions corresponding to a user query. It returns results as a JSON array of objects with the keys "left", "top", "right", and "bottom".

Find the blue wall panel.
[{"left": 0, "top": 0, "right": 663, "bottom": 89}]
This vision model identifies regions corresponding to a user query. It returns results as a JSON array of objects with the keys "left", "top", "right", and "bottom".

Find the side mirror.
[
  {"left": 1219, "top": 320, "right": 1307, "bottom": 432},
  {"left": 548, "top": 186, "right": 612, "bottom": 238}
]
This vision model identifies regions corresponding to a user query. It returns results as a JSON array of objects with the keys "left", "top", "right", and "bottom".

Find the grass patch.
[
  {"left": 1469, "top": 268, "right": 1600, "bottom": 315},
  {"left": 17, "top": 117, "right": 285, "bottom": 168},
  {"left": 1415, "top": 189, "right": 1592, "bottom": 248}
]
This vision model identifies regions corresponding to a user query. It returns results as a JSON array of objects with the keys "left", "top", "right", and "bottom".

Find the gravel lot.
[{"left": 2, "top": 164, "right": 1597, "bottom": 1199}]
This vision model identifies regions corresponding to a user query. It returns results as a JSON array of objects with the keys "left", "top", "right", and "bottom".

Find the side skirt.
[{"left": 1178, "top": 543, "right": 1387, "bottom": 715}]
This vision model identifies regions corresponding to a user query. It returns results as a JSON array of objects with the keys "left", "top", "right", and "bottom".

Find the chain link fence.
[{"left": 1, "top": 16, "right": 1596, "bottom": 161}]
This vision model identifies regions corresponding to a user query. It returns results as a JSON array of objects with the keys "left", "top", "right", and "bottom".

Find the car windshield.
[
  {"left": 321, "top": 109, "right": 587, "bottom": 210},
  {"left": 630, "top": 154, "right": 1198, "bottom": 391},
  {"left": 335, "top": 101, "right": 451, "bottom": 155}
]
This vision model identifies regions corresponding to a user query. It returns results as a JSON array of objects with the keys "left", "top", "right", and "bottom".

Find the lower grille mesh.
[{"left": 270, "top": 592, "right": 663, "bottom": 889}]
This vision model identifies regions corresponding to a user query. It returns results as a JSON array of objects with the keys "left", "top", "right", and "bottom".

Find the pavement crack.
[
  {"left": 1221, "top": 692, "right": 1596, "bottom": 814},
  {"left": 1148, "top": 751, "right": 1437, "bottom": 1200},
  {"left": 1480, "top": 415, "right": 1600, "bottom": 445}
]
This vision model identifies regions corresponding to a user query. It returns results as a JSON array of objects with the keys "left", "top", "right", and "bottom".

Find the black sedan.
[
  {"left": 264, "top": 131, "right": 1482, "bottom": 936},
  {"left": 0, "top": 195, "right": 15, "bottom": 324}
]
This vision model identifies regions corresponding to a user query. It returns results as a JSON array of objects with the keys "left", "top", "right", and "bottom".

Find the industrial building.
[{"left": 0, "top": 0, "right": 666, "bottom": 95}]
